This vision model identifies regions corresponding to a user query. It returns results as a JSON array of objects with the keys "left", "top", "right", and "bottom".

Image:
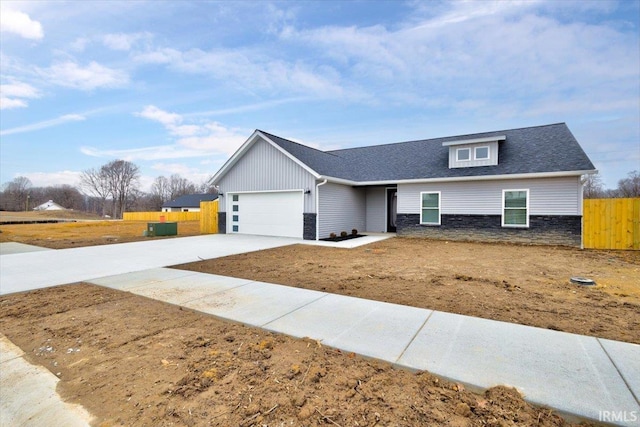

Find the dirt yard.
[
  {"left": 176, "top": 238, "right": 640, "bottom": 344},
  {"left": 0, "top": 221, "right": 634, "bottom": 425},
  {"left": 0, "top": 284, "right": 595, "bottom": 427},
  {"left": 0, "top": 214, "right": 200, "bottom": 249}
]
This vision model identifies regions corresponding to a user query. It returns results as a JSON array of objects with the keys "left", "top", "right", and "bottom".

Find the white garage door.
[{"left": 228, "top": 191, "right": 303, "bottom": 238}]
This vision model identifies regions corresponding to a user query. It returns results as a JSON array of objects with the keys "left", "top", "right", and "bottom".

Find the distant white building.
[{"left": 33, "top": 200, "right": 66, "bottom": 211}]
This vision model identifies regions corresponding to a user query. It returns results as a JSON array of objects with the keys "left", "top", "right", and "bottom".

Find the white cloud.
[
  {"left": 0, "top": 8, "right": 43, "bottom": 40},
  {"left": 134, "top": 105, "right": 247, "bottom": 156},
  {"left": 135, "top": 105, "right": 182, "bottom": 127},
  {"left": 132, "top": 47, "right": 179, "bottom": 65},
  {"left": 0, "top": 81, "right": 41, "bottom": 109},
  {"left": 275, "top": 1, "right": 639, "bottom": 117},
  {"left": 79, "top": 144, "right": 209, "bottom": 161},
  {"left": 69, "top": 37, "right": 91, "bottom": 52},
  {"left": 133, "top": 47, "right": 355, "bottom": 100},
  {"left": 0, "top": 97, "right": 27, "bottom": 109},
  {"left": 0, "top": 113, "right": 85, "bottom": 136},
  {"left": 1, "top": 81, "right": 40, "bottom": 98},
  {"left": 41, "top": 61, "right": 129, "bottom": 91},
  {"left": 103, "top": 32, "right": 151, "bottom": 51},
  {"left": 20, "top": 171, "right": 81, "bottom": 188}
]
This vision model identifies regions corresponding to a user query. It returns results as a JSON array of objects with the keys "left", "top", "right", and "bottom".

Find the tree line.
[
  {"left": 583, "top": 170, "right": 640, "bottom": 199},
  {"left": 0, "top": 159, "right": 216, "bottom": 218}
]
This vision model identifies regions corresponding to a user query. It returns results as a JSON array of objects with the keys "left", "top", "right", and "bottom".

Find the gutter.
[
  {"left": 315, "top": 179, "right": 328, "bottom": 240},
  {"left": 318, "top": 169, "right": 598, "bottom": 187}
]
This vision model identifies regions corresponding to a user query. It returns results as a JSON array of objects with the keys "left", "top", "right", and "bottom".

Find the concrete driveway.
[{"left": 0, "top": 234, "right": 298, "bottom": 295}]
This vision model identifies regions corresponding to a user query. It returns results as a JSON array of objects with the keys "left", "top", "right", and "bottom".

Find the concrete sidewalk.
[{"left": 88, "top": 268, "right": 640, "bottom": 426}]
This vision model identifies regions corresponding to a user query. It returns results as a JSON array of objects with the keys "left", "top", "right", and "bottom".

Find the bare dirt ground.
[
  {"left": 176, "top": 238, "right": 640, "bottom": 344},
  {"left": 0, "top": 212, "right": 200, "bottom": 248},
  {"left": 0, "top": 221, "right": 632, "bottom": 425},
  {"left": 0, "top": 284, "right": 594, "bottom": 427}
]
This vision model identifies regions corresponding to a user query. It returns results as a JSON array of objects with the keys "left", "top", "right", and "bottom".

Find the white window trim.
[
  {"left": 502, "top": 189, "right": 529, "bottom": 228},
  {"left": 456, "top": 148, "right": 471, "bottom": 162},
  {"left": 420, "top": 191, "right": 441, "bottom": 225},
  {"left": 474, "top": 145, "right": 490, "bottom": 160}
]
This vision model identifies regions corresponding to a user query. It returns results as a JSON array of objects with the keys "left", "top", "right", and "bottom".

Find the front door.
[{"left": 386, "top": 188, "right": 397, "bottom": 232}]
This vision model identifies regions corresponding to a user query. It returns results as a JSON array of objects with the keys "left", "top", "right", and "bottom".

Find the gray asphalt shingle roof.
[
  {"left": 259, "top": 123, "right": 595, "bottom": 182},
  {"left": 162, "top": 193, "right": 218, "bottom": 208}
]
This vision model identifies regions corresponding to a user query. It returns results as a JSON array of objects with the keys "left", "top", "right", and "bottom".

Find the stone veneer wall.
[
  {"left": 303, "top": 213, "right": 316, "bottom": 240},
  {"left": 396, "top": 214, "right": 582, "bottom": 247}
]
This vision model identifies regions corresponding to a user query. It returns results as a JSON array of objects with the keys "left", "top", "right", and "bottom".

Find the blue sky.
[{"left": 1, "top": 0, "right": 639, "bottom": 191}]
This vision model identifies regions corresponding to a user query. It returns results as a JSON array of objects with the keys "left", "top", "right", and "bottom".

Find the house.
[
  {"left": 161, "top": 193, "right": 218, "bottom": 212},
  {"left": 211, "top": 123, "right": 596, "bottom": 246},
  {"left": 33, "top": 200, "right": 65, "bottom": 211}
]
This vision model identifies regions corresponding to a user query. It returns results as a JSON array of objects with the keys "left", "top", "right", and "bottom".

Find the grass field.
[{"left": 0, "top": 211, "right": 201, "bottom": 248}]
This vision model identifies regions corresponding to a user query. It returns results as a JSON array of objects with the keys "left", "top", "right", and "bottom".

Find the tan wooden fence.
[
  {"left": 583, "top": 198, "right": 640, "bottom": 250},
  {"left": 199, "top": 200, "right": 219, "bottom": 234},
  {"left": 122, "top": 211, "right": 200, "bottom": 222}
]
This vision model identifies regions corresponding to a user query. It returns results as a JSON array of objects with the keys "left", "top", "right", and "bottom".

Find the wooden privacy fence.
[
  {"left": 199, "top": 200, "right": 219, "bottom": 234},
  {"left": 123, "top": 211, "right": 200, "bottom": 222},
  {"left": 583, "top": 198, "right": 640, "bottom": 250}
]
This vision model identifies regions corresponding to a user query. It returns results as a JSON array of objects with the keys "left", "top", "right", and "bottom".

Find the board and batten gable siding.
[
  {"left": 398, "top": 176, "right": 582, "bottom": 216},
  {"left": 217, "top": 137, "right": 317, "bottom": 213},
  {"left": 365, "top": 187, "right": 386, "bottom": 232},
  {"left": 318, "top": 182, "right": 366, "bottom": 238}
]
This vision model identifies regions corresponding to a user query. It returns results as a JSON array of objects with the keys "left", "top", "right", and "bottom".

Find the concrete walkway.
[
  {"left": 87, "top": 268, "right": 640, "bottom": 426},
  {"left": 1, "top": 235, "right": 639, "bottom": 426}
]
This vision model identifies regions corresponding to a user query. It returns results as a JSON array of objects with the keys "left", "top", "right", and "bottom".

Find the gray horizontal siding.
[
  {"left": 318, "top": 183, "right": 366, "bottom": 238},
  {"left": 398, "top": 176, "right": 581, "bottom": 216},
  {"left": 217, "top": 138, "right": 316, "bottom": 212},
  {"left": 365, "top": 186, "right": 386, "bottom": 232}
]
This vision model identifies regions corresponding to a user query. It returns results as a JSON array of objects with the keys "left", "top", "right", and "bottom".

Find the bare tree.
[
  {"left": 582, "top": 173, "right": 605, "bottom": 199},
  {"left": 47, "top": 185, "right": 85, "bottom": 210},
  {"left": 102, "top": 160, "right": 140, "bottom": 218},
  {"left": 0, "top": 176, "right": 33, "bottom": 211},
  {"left": 199, "top": 175, "right": 218, "bottom": 194},
  {"left": 151, "top": 176, "right": 171, "bottom": 210},
  {"left": 168, "top": 174, "right": 196, "bottom": 200},
  {"left": 80, "top": 167, "right": 111, "bottom": 216},
  {"left": 615, "top": 170, "right": 640, "bottom": 197}
]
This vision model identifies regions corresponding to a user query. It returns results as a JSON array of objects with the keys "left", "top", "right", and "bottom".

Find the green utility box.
[{"left": 147, "top": 222, "right": 178, "bottom": 237}]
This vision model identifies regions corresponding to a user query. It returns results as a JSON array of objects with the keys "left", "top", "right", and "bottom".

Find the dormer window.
[
  {"left": 456, "top": 148, "right": 470, "bottom": 161},
  {"left": 475, "top": 146, "right": 489, "bottom": 160},
  {"left": 443, "top": 135, "right": 504, "bottom": 169}
]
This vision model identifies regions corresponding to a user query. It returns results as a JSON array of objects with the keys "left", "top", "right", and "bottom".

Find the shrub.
[
  {"left": 352, "top": 229, "right": 358, "bottom": 235},
  {"left": 329, "top": 232, "right": 337, "bottom": 239},
  {"left": 340, "top": 231, "right": 348, "bottom": 237}
]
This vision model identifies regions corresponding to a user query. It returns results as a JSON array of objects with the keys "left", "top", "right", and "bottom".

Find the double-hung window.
[
  {"left": 420, "top": 192, "right": 441, "bottom": 225},
  {"left": 502, "top": 189, "right": 529, "bottom": 227}
]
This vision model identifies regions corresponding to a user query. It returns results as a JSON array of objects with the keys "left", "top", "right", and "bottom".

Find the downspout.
[{"left": 315, "top": 179, "right": 328, "bottom": 240}]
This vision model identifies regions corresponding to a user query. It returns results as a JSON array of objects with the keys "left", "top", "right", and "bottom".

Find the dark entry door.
[{"left": 387, "top": 188, "right": 397, "bottom": 232}]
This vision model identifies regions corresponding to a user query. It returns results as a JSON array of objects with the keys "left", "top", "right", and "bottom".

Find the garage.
[{"left": 227, "top": 191, "right": 304, "bottom": 238}]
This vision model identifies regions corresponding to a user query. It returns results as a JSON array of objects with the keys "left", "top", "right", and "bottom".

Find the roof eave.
[{"left": 319, "top": 169, "right": 597, "bottom": 187}]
